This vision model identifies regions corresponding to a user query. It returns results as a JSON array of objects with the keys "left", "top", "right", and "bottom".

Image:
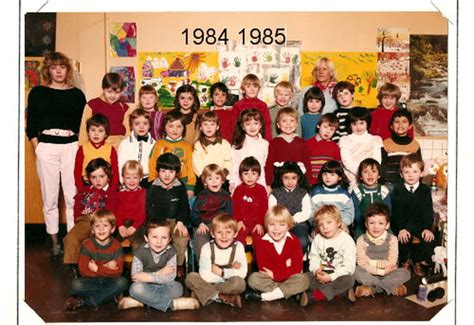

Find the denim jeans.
[
  {"left": 129, "top": 280, "right": 183, "bottom": 312},
  {"left": 70, "top": 276, "right": 128, "bottom": 306}
]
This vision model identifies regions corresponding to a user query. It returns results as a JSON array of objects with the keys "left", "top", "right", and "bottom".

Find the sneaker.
[
  {"left": 391, "top": 284, "right": 408, "bottom": 296},
  {"left": 346, "top": 288, "right": 356, "bottom": 302},
  {"left": 64, "top": 296, "right": 86, "bottom": 311},
  {"left": 217, "top": 293, "right": 242, "bottom": 308},
  {"left": 355, "top": 285, "right": 375, "bottom": 298},
  {"left": 413, "top": 262, "right": 427, "bottom": 277},
  {"left": 118, "top": 297, "right": 144, "bottom": 310},
  {"left": 299, "top": 291, "right": 309, "bottom": 307},
  {"left": 172, "top": 297, "right": 200, "bottom": 310}
]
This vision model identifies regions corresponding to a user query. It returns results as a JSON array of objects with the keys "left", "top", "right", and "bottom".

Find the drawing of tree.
[{"left": 377, "top": 27, "right": 391, "bottom": 52}]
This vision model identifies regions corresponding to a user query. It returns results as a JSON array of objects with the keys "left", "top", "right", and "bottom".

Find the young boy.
[
  {"left": 268, "top": 81, "right": 301, "bottom": 137},
  {"left": 305, "top": 113, "right": 341, "bottom": 186},
  {"left": 209, "top": 82, "right": 235, "bottom": 143},
  {"left": 391, "top": 153, "right": 436, "bottom": 277},
  {"left": 64, "top": 210, "right": 128, "bottom": 310},
  {"left": 74, "top": 114, "right": 119, "bottom": 192},
  {"left": 63, "top": 158, "right": 118, "bottom": 279},
  {"left": 301, "top": 86, "right": 325, "bottom": 140},
  {"left": 232, "top": 73, "right": 272, "bottom": 140},
  {"left": 118, "top": 108, "right": 155, "bottom": 188},
  {"left": 332, "top": 81, "right": 355, "bottom": 143},
  {"left": 146, "top": 153, "right": 190, "bottom": 276},
  {"left": 382, "top": 109, "right": 422, "bottom": 187},
  {"left": 244, "top": 205, "right": 309, "bottom": 305},
  {"left": 185, "top": 213, "right": 247, "bottom": 308},
  {"left": 354, "top": 203, "right": 410, "bottom": 298},
  {"left": 232, "top": 157, "right": 268, "bottom": 245},
  {"left": 305, "top": 204, "right": 356, "bottom": 303}
]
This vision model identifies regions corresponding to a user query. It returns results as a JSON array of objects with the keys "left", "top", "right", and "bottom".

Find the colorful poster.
[
  {"left": 25, "top": 58, "right": 44, "bottom": 93},
  {"left": 109, "top": 22, "right": 137, "bottom": 57},
  {"left": 110, "top": 66, "right": 136, "bottom": 103},
  {"left": 376, "top": 27, "right": 410, "bottom": 52}
]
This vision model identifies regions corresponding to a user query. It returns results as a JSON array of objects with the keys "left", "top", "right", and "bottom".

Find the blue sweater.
[
  {"left": 310, "top": 184, "right": 354, "bottom": 226},
  {"left": 301, "top": 113, "right": 322, "bottom": 140}
]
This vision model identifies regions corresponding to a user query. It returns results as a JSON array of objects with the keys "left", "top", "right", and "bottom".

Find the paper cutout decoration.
[
  {"left": 377, "top": 52, "right": 410, "bottom": 102},
  {"left": 110, "top": 66, "right": 136, "bottom": 103},
  {"left": 25, "top": 58, "right": 44, "bottom": 93},
  {"left": 376, "top": 27, "right": 409, "bottom": 53},
  {"left": 109, "top": 22, "right": 137, "bottom": 57}
]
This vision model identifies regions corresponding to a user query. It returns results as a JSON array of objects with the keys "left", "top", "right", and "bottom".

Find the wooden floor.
[{"left": 24, "top": 225, "right": 445, "bottom": 322}]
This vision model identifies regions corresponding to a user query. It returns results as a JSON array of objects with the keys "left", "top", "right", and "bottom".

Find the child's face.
[
  {"left": 103, "top": 87, "right": 122, "bottom": 104},
  {"left": 132, "top": 116, "right": 151, "bottom": 137},
  {"left": 178, "top": 92, "right": 195, "bottom": 112},
  {"left": 365, "top": 214, "right": 390, "bottom": 238},
  {"left": 165, "top": 119, "right": 184, "bottom": 140},
  {"left": 336, "top": 89, "right": 354, "bottom": 108},
  {"left": 200, "top": 120, "right": 219, "bottom": 140},
  {"left": 381, "top": 94, "right": 397, "bottom": 110},
  {"left": 276, "top": 114, "right": 297, "bottom": 135},
  {"left": 88, "top": 125, "right": 107, "bottom": 145},
  {"left": 266, "top": 219, "right": 290, "bottom": 243},
  {"left": 275, "top": 88, "right": 292, "bottom": 107},
  {"left": 243, "top": 83, "right": 259, "bottom": 98},
  {"left": 390, "top": 116, "right": 411, "bottom": 137},
  {"left": 318, "top": 122, "right": 336, "bottom": 140},
  {"left": 123, "top": 170, "right": 140, "bottom": 191},
  {"left": 158, "top": 168, "right": 177, "bottom": 186},
  {"left": 49, "top": 64, "right": 67, "bottom": 84},
  {"left": 317, "top": 216, "right": 341, "bottom": 239},
  {"left": 140, "top": 93, "right": 157, "bottom": 111},
  {"left": 91, "top": 219, "right": 115, "bottom": 244},
  {"left": 400, "top": 163, "right": 422, "bottom": 185},
  {"left": 212, "top": 89, "right": 228, "bottom": 108},
  {"left": 360, "top": 165, "right": 380, "bottom": 188},
  {"left": 322, "top": 171, "right": 341, "bottom": 187},
  {"left": 282, "top": 172, "right": 299, "bottom": 191},
  {"left": 211, "top": 223, "right": 236, "bottom": 248},
  {"left": 242, "top": 118, "right": 262, "bottom": 138},
  {"left": 307, "top": 99, "right": 323, "bottom": 114},
  {"left": 89, "top": 167, "right": 109, "bottom": 190},
  {"left": 204, "top": 172, "right": 224, "bottom": 193},
  {"left": 145, "top": 226, "right": 171, "bottom": 254},
  {"left": 351, "top": 120, "right": 368, "bottom": 135},
  {"left": 241, "top": 170, "right": 259, "bottom": 187}
]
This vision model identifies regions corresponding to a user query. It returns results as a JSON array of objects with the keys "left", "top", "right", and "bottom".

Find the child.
[
  {"left": 310, "top": 161, "right": 354, "bottom": 233},
  {"left": 391, "top": 154, "right": 436, "bottom": 277},
  {"left": 173, "top": 84, "right": 200, "bottom": 144},
  {"left": 192, "top": 110, "right": 232, "bottom": 194},
  {"left": 114, "top": 160, "right": 146, "bottom": 250},
  {"left": 354, "top": 203, "right": 410, "bottom": 298},
  {"left": 264, "top": 107, "right": 311, "bottom": 189},
  {"left": 148, "top": 110, "right": 195, "bottom": 197},
  {"left": 64, "top": 210, "right": 128, "bottom": 310},
  {"left": 332, "top": 81, "right": 355, "bottom": 142},
  {"left": 209, "top": 82, "right": 235, "bottom": 143},
  {"left": 137, "top": 85, "right": 165, "bottom": 140},
  {"left": 382, "top": 109, "right": 422, "bottom": 187},
  {"left": 74, "top": 113, "right": 119, "bottom": 192},
  {"left": 369, "top": 82, "right": 413, "bottom": 140},
  {"left": 146, "top": 153, "right": 190, "bottom": 275},
  {"left": 191, "top": 164, "right": 233, "bottom": 257},
  {"left": 305, "top": 113, "right": 341, "bottom": 186},
  {"left": 79, "top": 72, "right": 129, "bottom": 148},
  {"left": 63, "top": 158, "right": 118, "bottom": 279},
  {"left": 232, "top": 157, "right": 268, "bottom": 245},
  {"left": 305, "top": 205, "right": 356, "bottom": 303},
  {"left": 339, "top": 107, "right": 383, "bottom": 188},
  {"left": 301, "top": 86, "right": 324, "bottom": 140},
  {"left": 118, "top": 108, "right": 155, "bottom": 188},
  {"left": 244, "top": 205, "right": 309, "bottom": 304},
  {"left": 229, "top": 108, "right": 269, "bottom": 192},
  {"left": 232, "top": 74, "right": 272, "bottom": 140},
  {"left": 185, "top": 213, "right": 247, "bottom": 308},
  {"left": 268, "top": 81, "right": 301, "bottom": 137},
  {"left": 118, "top": 220, "right": 199, "bottom": 311},
  {"left": 352, "top": 159, "right": 391, "bottom": 239},
  {"left": 268, "top": 161, "right": 312, "bottom": 253}
]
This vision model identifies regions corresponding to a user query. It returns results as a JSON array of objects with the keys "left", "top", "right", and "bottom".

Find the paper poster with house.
[
  {"left": 376, "top": 27, "right": 410, "bottom": 53},
  {"left": 377, "top": 52, "right": 410, "bottom": 102}
]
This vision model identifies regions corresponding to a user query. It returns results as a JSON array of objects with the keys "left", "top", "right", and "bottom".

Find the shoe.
[
  {"left": 413, "top": 262, "right": 426, "bottom": 277},
  {"left": 392, "top": 284, "right": 408, "bottom": 296},
  {"left": 118, "top": 297, "right": 144, "bottom": 310},
  {"left": 346, "top": 287, "right": 356, "bottom": 302},
  {"left": 172, "top": 297, "right": 200, "bottom": 310},
  {"left": 299, "top": 291, "right": 309, "bottom": 307},
  {"left": 242, "top": 289, "right": 262, "bottom": 301},
  {"left": 355, "top": 285, "right": 375, "bottom": 298},
  {"left": 70, "top": 265, "right": 80, "bottom": 280},
  {"left": 51, "top": 245, "right": 63, "bottom": 262},
  {"left": 401, "top": 259, "right": 412, "bottom": 270},
  {"left": 217, "top": 293, "right": 242, "bottom": 308},
  {"left": 64, "top": 296, "right": 86, "bottom": 311}
]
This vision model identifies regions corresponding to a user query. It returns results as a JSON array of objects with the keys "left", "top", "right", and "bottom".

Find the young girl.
[
  {"left": 229, "top": 108, "right": 269, "bottom": 193},
  {"left": 209, "top": 82, "right": 235, "bottom": 143},
  {"left": 137, "top": 85, "right": 165, "bottom": 140},
  {"left": 268, "top": 161, "right": 312, "bottom": 253},
  {"left": 352, "top": 158, "right": 391, "bottom": 239},
  {"left": 173, "top": 84, "right": 200, "bottom": 144},
  {"left": 192, "top": 110, "right": 232, "bottom": 194},
  {"left": 310, "top": 161, "right": 354, "bottom": 233},
  {"left": 339, "top": 107, "right": 383, "bottom": 189},
  {"left": 148, "top": 110, "right": 195, "bottom": 196},
  {"left": 301, "top": 87, "right": 325, "bottom": 140},
  {"left": 118, "top": 220, "right": 199, "bottom": 311}
]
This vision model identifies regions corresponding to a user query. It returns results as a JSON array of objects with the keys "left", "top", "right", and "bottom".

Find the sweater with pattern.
[
  {"left": 310, "top": 184, "right": 354, "bottom": 226},
  {"left": 382, "top": 134, "right": 422, "bottom": 185},
  {"left": 78, "top": 236, "right": 124, "bottom": 277},
  {"left": 305, "top": 134, "right": 341, "bottom": 185},
  {"left": 191, "top": 189, "right": 232, "bottom": 226}
]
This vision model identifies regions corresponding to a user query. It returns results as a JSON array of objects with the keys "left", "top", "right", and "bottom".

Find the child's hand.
[
  {"left": 237, "top": 221, "right": 246, "bottom": 233},
  {"left": 196, "top": 223, "right": 209, "bottom": 235},
  {"left": 187, "top": 190, "right": 194, "bottom": 198},
  {"left": 261, "top": 267, "right": 274, "bottom": 279},
  {"left": 398, "top": 229, "right": 411, "bottom": 244},
  {"left": 231, "top": 261, "right": 241, "bottom": 269},
  {"left": 212, "top": 264, "right": 224, "bottom": 276},
  {"left": 316, "top": 271, "right": 332, "bottom": 283},
  {"left": 88, "top": 259, "right": 98, "bottom": 272},
  {"left": 422, "top": 229, "right": 435, "bottom": 242},
  {"left": 286, "top": 258, "right": 292, "bottom": 268},
  {"left": 174, "top": 221, "right": 189, "bottom": 237},
  {"left": 118, "top": 226, "right": 128, "bottom": 238},
  {"left": 340, "top": 223, "right": 349, "bottom": 234},
  {"left": 126, "top": 226, "right": 137, "bottom": 236},
  {"left": 252, "top": 224, "right": 265, "bottom": 236},
  {"left": 384, "top": 264, "right": 398, "bottom": 274},
  {"left": 156, "top": 265, "right": 175, "bottom": 276},
  {"left": 103, "top": 260, "right": 118, "bottom": 270},
  {"left": 132, "top": 272, "right": 152, "bottom": 282}
]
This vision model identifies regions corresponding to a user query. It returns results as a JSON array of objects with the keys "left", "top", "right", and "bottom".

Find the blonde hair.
[
  {"left": 311, "top": 57, "right": 337, "bottom": 83},
  {"left": 201, "top": 163, "right": 227, "bottom": 184},
  {"left": 314, "top": 205, "right": 341, "bottom": 225},
  {"left": 274, "top": 81, "right": 295, "bottom": 96},
  {"left": 42, "top": 52, "right": 74, "bottom": 87},
  {"left": 264, "top": 205, "right": 294, "bottom": 229},
  {"left": 241, "top": 74, "right": 261, "bottom": 91},
  {"left": 90, "top": 209, "right": 116, "bottom": 228},
  {"left": 121, "top": 160, "right": 144, "bottom": 179},
  {"left": 276, "top": 106, "right": 299, "bottom": 124},
  {"left": 211, "top": 212, "right": 238, "bottom": 233}
]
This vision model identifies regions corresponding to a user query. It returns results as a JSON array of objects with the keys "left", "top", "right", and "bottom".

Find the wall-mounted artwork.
[
  {"left": 377, "top": 52, "right": 410, "bottom": 102},
  {"left": 25, "top": 13, "right": 56, "bottom": 57},
  {"left": 109, "top": 22, "right": 137, "bottom": 57},
  {"left": 110, "top": 66, "right": 136, "bottom": 103},
  {"left": 25, "top": 58, "right": 44, "bottom": 93},
  {"left": 376, "top": 27, "right": 409, "bottom": 52}
]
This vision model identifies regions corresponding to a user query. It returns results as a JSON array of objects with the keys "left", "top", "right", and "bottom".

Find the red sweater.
[
  {"left": 305, "top": 135, "right": 341, "bottom": 185},
  {"left": 232, "top": 97, "right": 272, "bottom": 141},
  {"left": 78, "top": 237, "right": 124, "bottom": 277},
  {"left": 88, "top": 97, "right": 129, "bottom": 136},
  {"left": 114, "top": 188, "right": 146, "bottom": 228},
  {"left": 232, "top": 183, "right": 268, "bottom": 227},
  {"left": 73, "top": 185, "right": 118, "bottom": 221},
  {"left": 254, "top": 233, "right": 303, "bottom": 282},
  {"left": 213, "top": 108, "right": 236, "bottom": 144},
  {"left": 369, "top": 106, "right": 414, "bottom": 140}
]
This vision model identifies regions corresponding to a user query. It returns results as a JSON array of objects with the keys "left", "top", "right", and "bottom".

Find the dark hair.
[
  {"left": 303, "top": 87, "right": 326, "bottom": 113},
  {"left": 210, "top": 82, "right": 229, "bottom": 99},
  {"left": 86, "top": 113, "right": 110, "bottom": 135},
  {"left": 316, "top": 113, "right": 339, "bottom": 132},
  {"left": 318, "top": 160, "right": 349, "bottom": 189},
  {"left": 239, "top": 156, "right": 261, "bottom": 176},
  {"left": 347, "top": 106, "right": 371, "bottom": 133},
  {"left": 332, "top": 81, "right": 355, "bottom": 99},
  {"left": 400, "top": 153, "right": 424, "bottom": 171},
  {"left": 364, "top": 202, "right": 391, "bottom": 223},
  {"left": 156, "top": 153, "right": 182, "bottom": 174},
  {"left": 390, "top": 108, "right": 413, "bottom": 125},
  {"left": 357, "top": 158, "right": 384, "bottom": 184},
  {"left": 233, "top": 108, "right": 265, "bottom": 150},
  {"left": 174, "top": 84, "right": 199, "bottom": 114},
  {"left": 194, "top": 110, "right": 223, "bottom": 150},
  {"left": 161, "top": 110, "right": 186, "bottom": 138},
  {"left": 102, "top": 72, "right": 124, "bottom": 91},
  {"left": 85, "top": 158, "right": 112, "bottom": 180},
  {"left": 145, "top": 219, "right": 172, "bottom": 237},
  {"left": 271, "top": 161, "right": 310, "bottom": 190}
]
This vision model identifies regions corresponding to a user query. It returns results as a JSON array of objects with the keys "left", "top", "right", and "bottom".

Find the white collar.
[
  {"left": 262, "top": 231, "right": 292, "bottom": 244},
  {"left": 404, "top": 182, "right": 420, "bottom": 192}
]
